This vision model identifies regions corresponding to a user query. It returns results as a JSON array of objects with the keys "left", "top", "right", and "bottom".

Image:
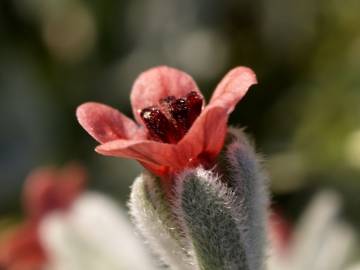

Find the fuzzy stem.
[
  {"left": 175, "top": 169, "right": 249, "bottom": 270},
  {"left": 128, "top": 172, "right": 193, "bottom": 270}
]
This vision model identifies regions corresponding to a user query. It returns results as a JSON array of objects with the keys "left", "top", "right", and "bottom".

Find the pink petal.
[
  {"left": 130, "top": 66, "right": 202, "bottom": 124},
  {"left": 76, "top": 102, "right": 143, "bottom": 144},
  {"left": 209, "top": 67, "right": 257, "bottom": 114},
  {"left": 59, "top": 163, "right": 87, "bottom": 186},
  {"left": 177, "top": 106, "right": 228, "bottom": 165},
  {"left": 0, "top": 225, "right": 46, "bottom": 269},
  {"left": 23, "top": 167, "right": 57, "bottom": 219},
  {"left": 95, "top": 139, "right": 185, "bottom": 171},
  {"left": 23, "top": 165, "right": 85, "bottom": 220},
  {"left": 269, "top": 210, "right": 292, "bottom": 254},
  {"left": 53, "top": 164, "right": 86, "bottom": 210}
]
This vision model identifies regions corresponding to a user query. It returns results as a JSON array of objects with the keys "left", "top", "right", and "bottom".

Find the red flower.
[
  {"left": 0, "top": 225, "right": 45, "bottom": 270},
  {"left": 77, "top": 66, "right": 257, "bottom": 176},
  {"left": 269, "top": 209, "right": 292, "bottom": 256},
  {"left": 0, "top": 164, "right": 86, "bottom": 270}
]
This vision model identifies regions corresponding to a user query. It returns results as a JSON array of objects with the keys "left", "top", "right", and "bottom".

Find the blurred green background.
[{"left": 0, "top": 0, "right": 360, "bottom": 233}]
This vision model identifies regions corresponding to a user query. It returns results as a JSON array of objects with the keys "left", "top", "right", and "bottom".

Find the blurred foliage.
[{"left": 0, "top": 0, "right": 360, "bottom": 232}]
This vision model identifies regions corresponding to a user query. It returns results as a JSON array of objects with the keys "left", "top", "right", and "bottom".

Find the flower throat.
[{"left": 140, "top": 91, "right": 203, "bottom": 144}]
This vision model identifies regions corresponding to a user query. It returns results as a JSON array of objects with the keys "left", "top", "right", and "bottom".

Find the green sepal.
[
  {"left": 176, "top": 169, "right": 249, "bottom": 270},
  {"left": 128, "top": 172, "right": 193, "bottom": 270}
]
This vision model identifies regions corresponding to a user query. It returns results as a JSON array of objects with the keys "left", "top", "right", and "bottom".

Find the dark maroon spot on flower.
[
  {"left": 160, "top": 96, "right": 176, "bottom": 105},
  {"left": 140, "top": 91, "right": 203, "bottom": 143},
  {"left": 168, "top": 98, "right": 190, "bottom": 136},
  {"left": 186, "top": 91, "right": 203, "bottom": 125},
  {"left": 140, "top": 106, "right": 179, "bottom": 143}
]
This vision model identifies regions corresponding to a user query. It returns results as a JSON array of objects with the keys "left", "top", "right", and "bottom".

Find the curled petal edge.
[{"left": 209, "top": 66, "right": 257, "bottom": 114}]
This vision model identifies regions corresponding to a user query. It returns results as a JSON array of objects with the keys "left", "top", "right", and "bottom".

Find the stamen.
[
  {"left": 140, "top": 106, "right": 179, "bottom": 143},
  {"left": 168, "top": 98, "right": 190, "bottom": 135},
  {"left": 159, "top": 96, "right": 177, "bottom": 123},
  {"left": 185, "top": 91, "right": 203, "bottom": 125},
  {"left": 140, "top": 91, "right": 204, "bottom": 144}
]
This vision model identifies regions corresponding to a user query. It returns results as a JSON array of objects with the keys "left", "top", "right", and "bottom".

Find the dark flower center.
[{"left": 140, "top": 91, "right": 203, "bottom": 143}]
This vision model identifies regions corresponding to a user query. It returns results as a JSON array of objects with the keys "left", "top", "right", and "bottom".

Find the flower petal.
[
  {"left": 131, "top": 66, "right": 202, "bottom": 124},
  {"left": 95, "top": 139, "right": 185, "bottom": 172},
  {"left": 76, "top": 102, "right": 143, "bottom": 144},
  {"left": 23, "top": 167, "right": 57, "bottom": 219},
  {"left": 23, "top": 166, "right": 85, "bottom": 220},
  {"left": 177, "top": 106, "right": 228, "bottom": 164},
  {"left": 209, "top": 66, "right": 257, "bottom": 114},
  {"left": 0, "top": 225, "right": 45, "bottom": 269}
]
